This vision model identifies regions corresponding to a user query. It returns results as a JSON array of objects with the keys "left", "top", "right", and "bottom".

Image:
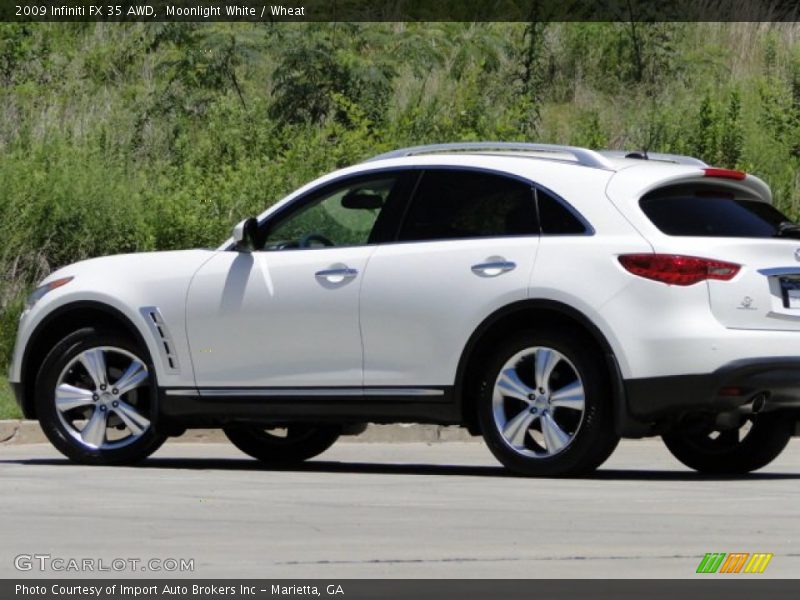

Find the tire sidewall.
[
  {"left": 223, "top": 424, "right": 341, "bottom": 465},
  {"left": 35, "top": 327, "right": 166, "bottom": 465},
  {"left": 662, "top": 412, "right": 793, "bottom": 474},
  {"left": 477, "top": 329, "right": 617, "bottom": 477}
]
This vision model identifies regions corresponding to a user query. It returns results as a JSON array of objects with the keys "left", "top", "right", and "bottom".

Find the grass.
[{"left": 0, "top": 375, "right": 22, "bottom": 420}]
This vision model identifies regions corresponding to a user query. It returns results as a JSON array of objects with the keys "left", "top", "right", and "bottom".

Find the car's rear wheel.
[
  {"left": 662, "top": 412, "right": 793, "bottom": 474},
  {"left": 223, "top": 424, "right": 341, "bottom": 465},
  {"left": 477, "top": 329, "right": 619, "bottom": 477},
  {"left": 35, "top": 328, "right": 166, "bottom": 465}
]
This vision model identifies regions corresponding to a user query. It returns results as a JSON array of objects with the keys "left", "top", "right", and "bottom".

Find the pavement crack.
[
  {"left": 278, "top": 553, "right": 712, "bottom": 566},
  {"left": 0, "top": 423, "right": 20, "bottom": 444}
]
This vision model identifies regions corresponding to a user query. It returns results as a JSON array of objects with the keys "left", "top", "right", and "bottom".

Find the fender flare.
[
  {"left": 19, "top": 300, "right": 154, "bottom": 418},
  {"left": 453, "top": 299, "right": 649, "bottom": 437}
]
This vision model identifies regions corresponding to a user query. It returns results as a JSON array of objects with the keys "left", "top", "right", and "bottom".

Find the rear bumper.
[{"left": 624, "top": 357, "right": 800, "bottom": 421}]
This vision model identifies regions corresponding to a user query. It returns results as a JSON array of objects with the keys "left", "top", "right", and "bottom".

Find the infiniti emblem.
[
  {"left": 795, "top": 248, "right": 800, "bottom": 262},
  {"left": 738, "top": 296, "right": 757, "bottom": 310}
]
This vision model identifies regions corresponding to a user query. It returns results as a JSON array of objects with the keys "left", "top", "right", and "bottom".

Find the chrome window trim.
[{"left": 164, "top": 387, "right": 445, "bottom": 398}]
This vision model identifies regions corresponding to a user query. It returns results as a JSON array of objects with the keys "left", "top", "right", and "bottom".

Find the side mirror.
[
  {"left": 341, "top": 190, "right": 384, "bottom": 210},
  {"left": 232, "top": 217, "right": 258, "bottom": 252}
]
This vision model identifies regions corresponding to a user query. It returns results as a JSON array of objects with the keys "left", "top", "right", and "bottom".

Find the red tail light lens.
[
  {"left": 703, "top": 167, "right": 746, "bottom": 180},
  {"left": 618, "top": 254, "right": 740, "bottom": 286}
]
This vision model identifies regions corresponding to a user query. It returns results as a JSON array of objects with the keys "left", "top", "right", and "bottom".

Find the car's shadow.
[{"left": 3, "top": 456, "right": 800, "bottom": 481}]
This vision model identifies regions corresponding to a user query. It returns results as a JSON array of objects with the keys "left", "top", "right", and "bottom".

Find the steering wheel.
[
  {"left": 299, "top": 233, "right": 335, "bottom": 248},
  {"left": 272, "top": 240, "right": 300, "bottom": 250}
]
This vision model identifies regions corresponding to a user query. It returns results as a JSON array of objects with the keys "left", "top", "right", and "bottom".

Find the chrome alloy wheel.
[
  {"left": 54, "top": 346, "right": 152, "bottom": 450},
  {"left": 492, "top": 346, "right": 586, "bottom": 458}
]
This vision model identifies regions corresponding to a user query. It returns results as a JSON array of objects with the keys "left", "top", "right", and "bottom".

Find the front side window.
[
  {"left": 263, "top": 176, "right": 400, "bottom": 250},
  {"left": 398, "top": 170, "right": 538, "bottom": 242}
]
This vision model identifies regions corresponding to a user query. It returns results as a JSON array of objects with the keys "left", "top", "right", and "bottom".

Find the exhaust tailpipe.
[{"left": 751, "top": 393, "right": 768, "bottom": 414}]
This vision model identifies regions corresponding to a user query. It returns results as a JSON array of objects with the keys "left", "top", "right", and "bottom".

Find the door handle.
[
  {"left": 315, "top": 266, "right": 358, "bottom": 284},
  {"left": 471, "top": 259, "right": 516, "bottom": 278}
]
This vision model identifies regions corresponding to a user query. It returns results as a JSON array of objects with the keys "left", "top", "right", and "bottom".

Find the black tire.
[
  {"left": 662, "top": 412, "right": 793, "bottom": 474},
  {"left": 35, "top": 327, "right": 166, "bottom": 465},
  {"left": 223, "top": 424, "right": 341, "bottom": 465},
  {"left": 477, "top": 329, "right": 619, "bottom": 477}
]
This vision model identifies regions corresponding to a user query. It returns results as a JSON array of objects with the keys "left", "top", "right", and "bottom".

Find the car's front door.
[{"left": 185, "top": 171, "right": 415, "bottom": 389}]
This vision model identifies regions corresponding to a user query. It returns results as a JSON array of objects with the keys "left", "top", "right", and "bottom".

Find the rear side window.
[
  {"left": 537, "top": 189, "right": 588, "bottom": 234},
  {"left": 398, "top": 170, "right": 538, "bottom": 242},
  {"left": 641, "top": 185, "right": 789, "bottom": 238}
]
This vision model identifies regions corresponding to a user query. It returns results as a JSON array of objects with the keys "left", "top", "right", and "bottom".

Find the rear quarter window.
[
  {"left": 537, "top": 189, "right": 588, "bottom": 235},
  {"left": 640, "top": 185, "right": 788, "bottom": 238}
]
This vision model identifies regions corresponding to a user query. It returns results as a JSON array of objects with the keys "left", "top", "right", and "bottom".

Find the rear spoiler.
[{"left": 607, "top": 164, "right": 773, "bottom": 205}]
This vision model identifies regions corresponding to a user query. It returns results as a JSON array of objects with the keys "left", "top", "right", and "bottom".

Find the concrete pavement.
[
  {"left": 0, "top": 421, "right": 476, "bottom": 445},
  {"left": 1, "top": 439, "right": 799, "bottom": 578}
]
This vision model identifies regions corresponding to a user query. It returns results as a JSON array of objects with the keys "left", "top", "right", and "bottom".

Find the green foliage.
[
  {"left": 570, "top": 111, "right": 608, "bottom": 149},
  {"left": 720, "top": 90, "right": 744, "bottom": 168},
  {"left": 0, "top": 24, "right": 35, "bottom": 84},
  {"left": 0, "top": 297, "right": 24, "bottom": 371},
  {"left": 0, "top": 376, "right": 22, "bottom": 420},
  {"left": 687, "top": 89, "right": 744, "bottom": 168},
  {"left": 692, "top": 93, "right": 719, "bottom": 161},
  {"left": 268, "top": 24, "right": 396, "bottom": 125},
  {"left": 1, "top": 22, "right": 800, "bottom": 368}
]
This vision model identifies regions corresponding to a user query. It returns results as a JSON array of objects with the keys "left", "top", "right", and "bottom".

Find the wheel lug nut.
[
  {"left": 99, "top": 405, "right": 107, "bottom": 412},
  {"left": 100, "top": 384, "right": 107, "bottom": 391},
  {"left": 112, "top": 389, "right": 118, "bottom": 395},
  {"left": 112, "top": 401, "right": 118, "bottom": 407},
  {"left": 92, "top": 394, "right": 98, "bottom": 401}
]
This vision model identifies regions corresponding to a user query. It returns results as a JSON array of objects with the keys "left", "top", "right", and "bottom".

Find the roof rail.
[
  {"left": 366, "top": 142, "right": 615, "bottom": 170},
  {"left": 598, "top": 150, "right": 707, "bottom": 167}
]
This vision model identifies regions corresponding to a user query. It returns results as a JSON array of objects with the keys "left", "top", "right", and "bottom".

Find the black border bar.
[
  {"left": 2, "top": 1, "right": 800, "bottom": 23},
  {"left": 5, "top": 579, "right": 800, "bottom": 599}
]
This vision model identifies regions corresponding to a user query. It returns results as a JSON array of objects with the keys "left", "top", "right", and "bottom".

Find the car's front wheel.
[
  {"left": 662, "top": 412, "right": 793, "bottom": 474},
  {"left": 35, "top": 327, "right": 166, "bottom": 465},
  {"left": 223, "top": 424, "right": 341, "bottom": 465},
  {"left": 477, "top": 329, "right": 619, "bottom": 477}
]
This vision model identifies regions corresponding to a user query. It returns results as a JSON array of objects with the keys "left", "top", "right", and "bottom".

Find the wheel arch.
[
  {"left": 454, "top": 299, "right": 646, "bottom": 437},
  {"left": 18, "top": 301, "right": 153, "bottom": 419}
]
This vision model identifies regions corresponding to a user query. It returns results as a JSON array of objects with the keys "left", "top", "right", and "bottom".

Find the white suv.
[{"left": 8, "top": 143, "right": 800, "bottom": 475}]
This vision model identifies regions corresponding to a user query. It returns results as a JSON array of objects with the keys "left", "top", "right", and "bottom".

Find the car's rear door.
[{"left": 359, "top": 168, "right": 541, "bottom": 389}]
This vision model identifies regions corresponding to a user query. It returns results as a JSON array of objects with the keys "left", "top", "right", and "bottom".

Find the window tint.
[
  {"left": 263, "top": 176, "right": 398, "bottom": 250},
  {"left": 537, "top": 189, "right": 588, "bottom": 234},
  {"left": 398, "top": 170, "right": 538, "bottom": 242},
  {"left": 640, "top": 186, "right": 789, "bottom": 238}
]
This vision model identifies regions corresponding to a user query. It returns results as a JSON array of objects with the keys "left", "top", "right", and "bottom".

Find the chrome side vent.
[{"left": 140, "top": 306, "right": 180, "bottom": 372}]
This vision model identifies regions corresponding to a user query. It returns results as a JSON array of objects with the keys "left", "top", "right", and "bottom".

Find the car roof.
[
  {"left": 364, "top": 152, "right": 686, "bottom": 173},
  {"left": 358, "top": 145, "right": 771, "bottom": 203},
  {"left": 364, "top": 143, "right": 708, "bottom": 172}
]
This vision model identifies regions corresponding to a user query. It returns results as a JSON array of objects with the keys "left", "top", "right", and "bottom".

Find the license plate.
[
  {"left": 788, "top": 289, "right": 800, "bottom": 308},
  {"left": 780, "top": 277, "right": 800, "bottom": 308}
]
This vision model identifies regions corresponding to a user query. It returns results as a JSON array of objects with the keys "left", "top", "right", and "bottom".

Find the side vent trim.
[{"left": 140, "top": 306, "right": 180, "bottom": 373}]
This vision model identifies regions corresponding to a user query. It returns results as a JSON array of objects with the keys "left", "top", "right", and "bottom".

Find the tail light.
[
  {"left": 703, "top": 167, "right": 746, "bottom": 180},
  {"left": 618, "top": 254, "right": 740, "bottom": 286}
]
